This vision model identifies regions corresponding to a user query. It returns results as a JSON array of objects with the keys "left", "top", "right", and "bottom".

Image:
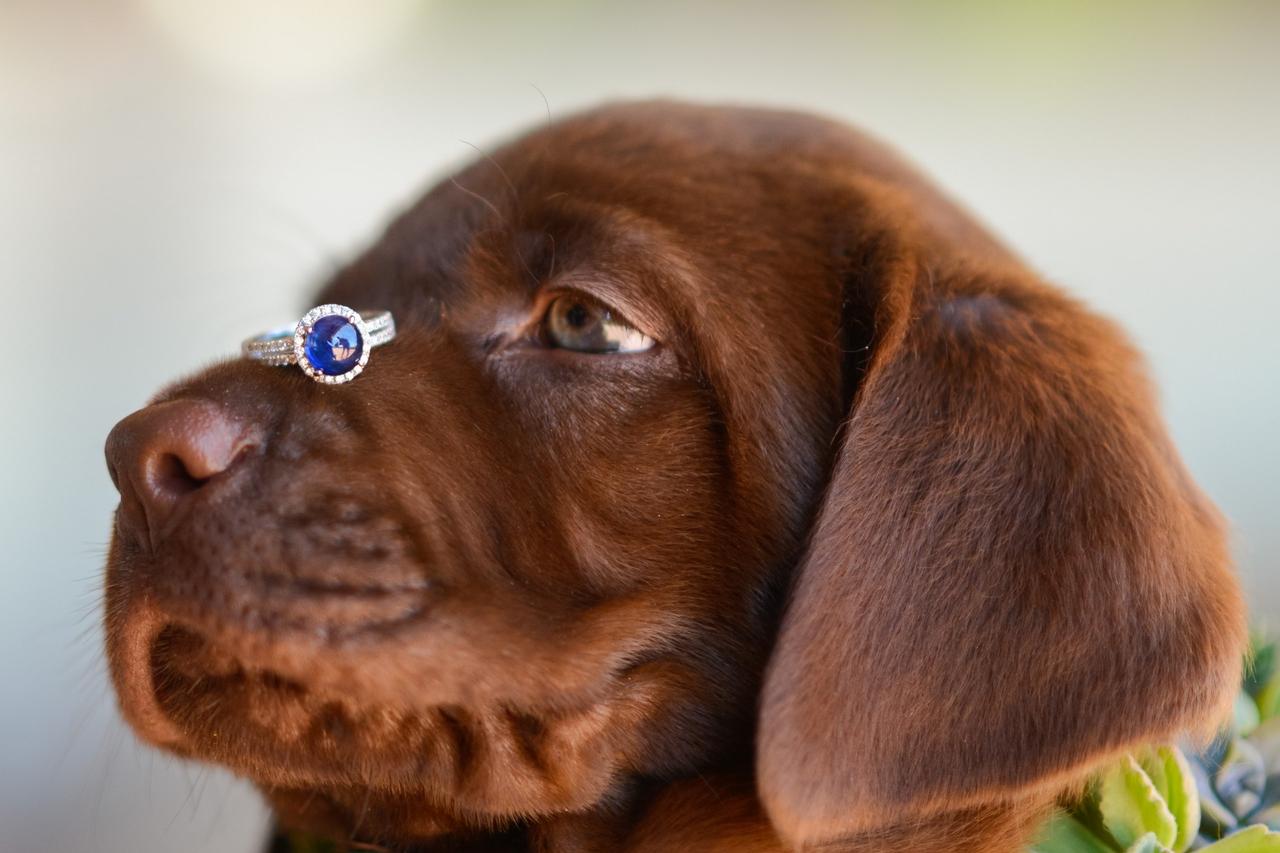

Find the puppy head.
[{"left": 102, "top": 102, "right": 1244, "bottom": 846}]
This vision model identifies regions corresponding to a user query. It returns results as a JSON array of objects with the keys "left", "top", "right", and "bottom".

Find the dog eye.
[{"left": 542, "top": 294, "right": 654, "bottom": 353}]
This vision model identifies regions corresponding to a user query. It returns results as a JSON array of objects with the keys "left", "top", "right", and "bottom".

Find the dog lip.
[
  {"left": 255, "top": 572, "right": 433, "bottom": 599},
  {"left": 147, "top": 623, "right": 319, "bottom": 760},
  {"left": 144, "top": 566, "right": 438, "bottom": 657},
  {"left": 241, "top": 571, "right": 437, "bottom": 641},
  {"left": 106, "top": 591, "right": 190, "bottom": 750},
  {"left": 135, "top": 591, "right": 434, "bottom": 756}
]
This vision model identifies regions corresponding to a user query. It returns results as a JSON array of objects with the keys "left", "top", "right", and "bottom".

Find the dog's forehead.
[{"left": 323, "top": 103, "right": 849, "bottom": 319}]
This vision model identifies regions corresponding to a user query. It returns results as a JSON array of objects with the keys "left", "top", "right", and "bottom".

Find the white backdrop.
[{"left": 2, "top": 2, "right": 1276, "bottom": 851}]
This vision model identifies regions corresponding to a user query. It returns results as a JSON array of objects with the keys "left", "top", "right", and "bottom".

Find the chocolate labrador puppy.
[{"left": 102, "top": 101, "right": 1245, "bottom": 852}]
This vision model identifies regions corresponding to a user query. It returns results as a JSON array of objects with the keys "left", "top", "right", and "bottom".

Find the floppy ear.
[{"left": 757, "top": 254, "right": 1245, "bottom": 848}]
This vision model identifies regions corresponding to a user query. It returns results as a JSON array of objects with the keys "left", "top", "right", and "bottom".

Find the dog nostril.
[
  {"left": 148, "top": 452, "right": 210, "bottom": 500},
  {"left": 105, "top": 399, "right": 257, "bottom": 546}
]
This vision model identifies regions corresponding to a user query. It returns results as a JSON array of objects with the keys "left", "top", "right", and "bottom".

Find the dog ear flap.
[{"left": 757, "top": 255, "right": 1245, "bottom": 847}]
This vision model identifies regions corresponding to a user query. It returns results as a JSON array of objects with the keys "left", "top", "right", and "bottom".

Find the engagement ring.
[{"left": 242, "top": 304, "right": 396, "bottom": 384}]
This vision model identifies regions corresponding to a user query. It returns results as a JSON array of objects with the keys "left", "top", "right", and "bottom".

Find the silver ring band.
[{"left": 242, "top": 304, "right": 396, "bottom": 384}]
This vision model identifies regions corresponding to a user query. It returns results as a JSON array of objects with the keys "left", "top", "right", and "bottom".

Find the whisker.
[
  {"left": 55, "top": 683, "right": 110, "bottom": 774},
  {"left": 88, "top": 724, "right": 126, "bottom": 827},
  {"left": 458, "top": 139, "right": 520, "bottom": 211},
  {"left": 190, "top": 765, "right": 213, "bottom": 819},
  {"left": 449, "top": 178, "right": 505, "bottom": 225},
  {"left": 530, "top": 83, "right": 552, "bottom": 124},
  {"left": 451, "top": 157, "right": 540, "bottom": 286},
  {"left": 349, "top": 784, "right": 374, "bottom": 841},
  {"left": 166, "top": 760, "right": 201, "bottom": 832}
]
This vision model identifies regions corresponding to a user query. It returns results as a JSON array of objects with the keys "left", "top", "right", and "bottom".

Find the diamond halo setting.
[{"left": 242, "top": 304, "right": 396, "bottom": 384}]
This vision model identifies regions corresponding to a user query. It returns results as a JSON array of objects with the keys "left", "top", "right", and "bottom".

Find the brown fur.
[{"left": 102, "top": 101, "right": 1245, "bottom": 852}]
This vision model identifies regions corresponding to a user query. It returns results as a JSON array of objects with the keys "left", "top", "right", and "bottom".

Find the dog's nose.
[{"left": 105, "top": 399, "right": 254, "bottom": 546}]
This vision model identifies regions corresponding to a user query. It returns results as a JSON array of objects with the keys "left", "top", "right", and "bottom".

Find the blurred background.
[{"left": 1, "top": 1, "right": 1277, "bottom": 850}]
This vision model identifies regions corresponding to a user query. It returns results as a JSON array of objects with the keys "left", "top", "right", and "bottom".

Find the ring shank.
[{"left": 242, "top": 309, "right": 395, "bottom": 366}]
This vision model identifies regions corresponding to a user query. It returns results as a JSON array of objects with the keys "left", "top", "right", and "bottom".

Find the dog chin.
[
  {"left": 136, "top": 621, "right": 421, "bottom": 784},
  {"left": 108, "top": 592, "right": 643, "bottom": 831}
]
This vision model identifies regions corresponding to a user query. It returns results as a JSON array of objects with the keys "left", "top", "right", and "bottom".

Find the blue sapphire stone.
[{"left": 304, "top": 314, "right": 363, "bottom": 376}]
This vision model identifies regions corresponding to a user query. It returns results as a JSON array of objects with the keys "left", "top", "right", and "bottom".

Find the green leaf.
[
  {"left": 1030, "top": 813, "right": 1118, "bottom": 853},
  {"left": 1200, "top": 825, "right": 1280, "bottom": 852},
  {"left": 1124, "top": 833, "right": 1173, "bottom": 853},
  {"left": 1258, "top": 669, "right": 1280, "bottom": 724},
  {"left": 1100, "top": 755, "right": 1178, "bottom": 849},
  {"left": 1136, "top": 746, "right": 1200, "bottom": 852}
]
